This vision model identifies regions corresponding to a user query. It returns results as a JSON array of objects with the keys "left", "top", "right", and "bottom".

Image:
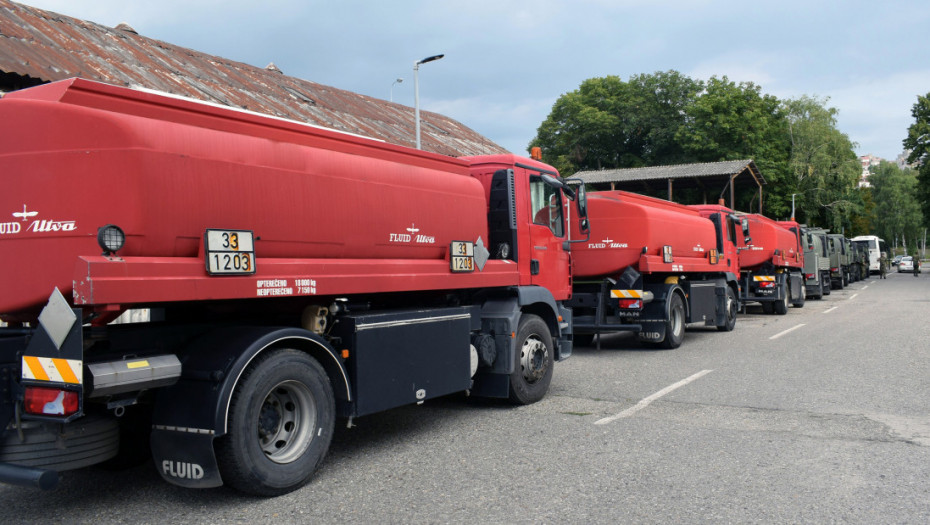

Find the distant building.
[
  {"left": 897, "top": 150, "right": 917, "bottom": 170},
  {"left": 859, "top": 154, "right": 883, "bottom": 187}
]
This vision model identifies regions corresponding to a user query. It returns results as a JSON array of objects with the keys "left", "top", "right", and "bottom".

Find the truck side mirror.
[
  {"left": 740, "top": 218, "right": 751, "bottom": 244},
  {"left": 575, "top": 184, "right": 588, "bottom": 220},
  {"left": 564, "top": 179, "right": 590, "bottom": 238}
]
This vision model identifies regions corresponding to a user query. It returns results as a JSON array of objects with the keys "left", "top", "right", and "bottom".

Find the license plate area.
[{"left": 205, "top": 229, "right": 256, "bottom": 275}]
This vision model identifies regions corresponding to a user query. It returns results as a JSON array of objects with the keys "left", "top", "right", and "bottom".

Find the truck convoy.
[
  {"left": 0, "top": 77, "right": 884, "bottom": 497},
  {"left": 0, "top": 79, "right": 589, "bottom": 495},
  {"left": 568, "top": 192, "right": 740, "bottom": 349}
]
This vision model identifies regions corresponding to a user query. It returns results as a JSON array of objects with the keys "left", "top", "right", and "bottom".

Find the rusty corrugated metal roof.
[{"left": 0, "top": 0, "right": 507, "bottom": 157}]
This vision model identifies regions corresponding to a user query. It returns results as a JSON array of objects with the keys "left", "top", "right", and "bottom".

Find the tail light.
[
  {"left": 617, "top": 298, "right": 642, "bottom": 310},
  {"left": 805, "top": 273, "right": 815, "bottom": 280},
  {"left": 759, "top": 281, "right": 775, "bottom": 289},
  {"left": 24, "top": 387, "right": 79, "bottom": 417}
]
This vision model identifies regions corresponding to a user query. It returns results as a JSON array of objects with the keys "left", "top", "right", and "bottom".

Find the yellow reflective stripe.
[
  {"left": 53, "top": 358, "right": 80, "bottom": 385},
  {"left": 22, "top": 356, "right": 83, "bottom": 384},
  {"left": 610, "top": 290, "right": 643, "bottom": 299},
  {"left": 753, "top": 275, "right": 775, "bottom": 281},
  {"left": 23, "top": 356, "right": 50, "bottom": 382}
]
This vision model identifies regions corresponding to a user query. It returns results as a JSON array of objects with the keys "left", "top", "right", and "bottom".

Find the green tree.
[
  {"left": 782, "top": 95, "right": 861, "bottom": 230},
  {"left": 868, "top": 162, "right": 922, "bottom": 250},
  {"left": 530, "top": 71, "right": 702, "bottom": 175},
  {"left": 676, "top": 76, "right": 790, "bottom": 215},
  {"left": 903, "top": 92, "right": 930, "bottom": 228}
]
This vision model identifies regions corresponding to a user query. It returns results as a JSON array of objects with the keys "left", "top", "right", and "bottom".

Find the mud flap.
[
  {"left": 150, "top": 428, "right": 222, "bottom": 488},
  {"left": 637, "top": 318, "right": 667, "bottom": 343},
  {"left": 637, "top": 285, "right": 671, "bottom": 343}
]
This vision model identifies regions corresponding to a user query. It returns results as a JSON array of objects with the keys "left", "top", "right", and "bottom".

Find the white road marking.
[
  {"left": 849, "top": 293, "right": 858, "bottom": 300},
  {"left": 824, "top": 306, "right": 839, "bottom": 314},
  {"left": 862, "top": 285, "right": 869, "bottom": 290},
  {"left": 596, "top": 370, "right": 713, "bottom": 425},
  {"left": 770, "top": 323, "right": 806, "bottom": 340}
]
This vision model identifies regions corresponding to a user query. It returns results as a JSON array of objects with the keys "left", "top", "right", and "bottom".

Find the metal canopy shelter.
[{"left": 574, "top": 159, "right": 765, "bottom": 213}]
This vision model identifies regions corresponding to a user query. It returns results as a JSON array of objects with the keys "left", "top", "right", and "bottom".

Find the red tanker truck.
[
  {"left": 0, "top": 79, "right": 588, "bottom": 494},
  {"left": 694, "top": 206, "right": 805, "bottom": 314},
  {"left": 568, "top": 191, "right": 741, "bottom": 349}
]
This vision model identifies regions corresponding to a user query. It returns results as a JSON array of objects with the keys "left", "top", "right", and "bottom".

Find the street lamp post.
[
  {"left": 791, "top": 193, "right": 798, "bottom": 221},
  {"left": 414, "top": 54, "right": 444, "bottom": 150},
  {"left": 390, "top": 78, "right": 403, "bottom": 103}
]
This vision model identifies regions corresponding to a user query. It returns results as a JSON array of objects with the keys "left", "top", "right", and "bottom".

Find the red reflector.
[
  {"left": 24, "top": 387, "right": 79, "bottom": 416},
  {"left": 617, "top": 299, "right": 642, "bottom": 309}
]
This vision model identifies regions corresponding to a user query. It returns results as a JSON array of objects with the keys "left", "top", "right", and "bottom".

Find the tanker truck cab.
[{"left": 0, "top": 80, "right": 588, "bottom": 496}]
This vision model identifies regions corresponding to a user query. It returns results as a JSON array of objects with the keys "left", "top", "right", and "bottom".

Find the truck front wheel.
[
  {"left": 216, "top": 348, "right": 335, "bottom": 496},
  {"left": 508, "top": 314, "right": 554, "bottom": 405}
]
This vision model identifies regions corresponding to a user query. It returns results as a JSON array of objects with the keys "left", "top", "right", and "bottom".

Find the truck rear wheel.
[
  {"left": 773, "top": 285, "right": 789, "bottom": 315},
  {"left": 791, "top": 284, "right": 806, "bottom": 308},
  {"left": 659, "top": 293, "right": 685, "bottom": 349},
  {"left": 717, "top": 286, "right": 737, "bottom": 332},
  {"left": 216, "top": 348, "right": 335, "bottom": 496},
  {"left": 508, "top": 314, "right": 554, "bottom": 405},
  {"left": 0, "top": 413, "right": 119, "bottom": 471},
  {"left": 809, "top": 281, "right": 823, "bottom": 300}
]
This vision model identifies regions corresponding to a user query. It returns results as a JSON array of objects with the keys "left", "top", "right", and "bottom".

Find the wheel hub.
[
  {"left": 520, "top": 336, "right": 549, "bottom": 383},
  {"left": 257, "top": 381, "right": 317, "bottom": 464}
]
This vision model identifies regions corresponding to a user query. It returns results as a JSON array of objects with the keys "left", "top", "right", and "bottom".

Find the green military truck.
[
  {"left": 801, "top": 226, "right": 830, "bottom": 299},
  {"left": 827, "top": 233, "right": 851, "bottom": 288}
]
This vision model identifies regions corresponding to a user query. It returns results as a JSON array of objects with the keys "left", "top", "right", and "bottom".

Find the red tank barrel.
[
  {"left": 739, "top": 214, "right": 803, "bottom": 270},
  {"left": 0, "top": 79, "right": 492, "bottom": 318},
  {"left": 572, "top": 191, "right": 719, "bottom": 278}
]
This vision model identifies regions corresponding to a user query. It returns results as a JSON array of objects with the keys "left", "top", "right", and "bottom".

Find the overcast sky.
[{"left": 21, "top": 0, "right": 930, "bottom": 160}]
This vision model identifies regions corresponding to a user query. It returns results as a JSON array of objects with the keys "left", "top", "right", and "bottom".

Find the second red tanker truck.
[
  {"left": 694, "top": 207, "right": 805, "bottom": 314},
  {"left": 0, "top": 79, "right": 589, "bottom": 495},
  {"left": 568, "top": 191, "right": 741, "bottom": 348}
]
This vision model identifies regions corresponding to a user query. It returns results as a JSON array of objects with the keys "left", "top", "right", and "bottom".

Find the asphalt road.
[{"left": 2, "top": 271, "right": 929, "bottom": 523}]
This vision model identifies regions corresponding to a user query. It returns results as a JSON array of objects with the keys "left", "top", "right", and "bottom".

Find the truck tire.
[
  {"left": 822, "top": 273, "right": 832, "bottom": 295},
  {"left": 0, "top": 413, "right": 119, "bottom": 471},
  {"left": 717, "top": 286, "right": 737, "bottom": 332},
  {"left": 508, "top": 314, "right": 554, "bottom": 405},
  {"left": 810, "top": 281, "right": 823, "bottom": 300},
  {"left": 658, "top": 293, "right": 685, "bottom": 349},
  {"left": 773, "top": 286, "right": 789, "bottom": 315},
  {"left": 215, "top": 348, "right": 335, "bottom": 496},
  {"left": 792, "top": 284, "right": 806, "bottom": 308}
]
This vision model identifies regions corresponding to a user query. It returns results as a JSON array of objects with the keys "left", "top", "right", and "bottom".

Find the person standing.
[
  {"left": 914, "top": 254, "right": 921, "bottom": 277},
  {"left": 880, "top": 253, "right": 887, "bottom": 279}
]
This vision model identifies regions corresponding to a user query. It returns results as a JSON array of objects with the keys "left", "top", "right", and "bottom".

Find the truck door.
[{"left": 527, "top": 174, "right": 571, "bottom": 300}]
